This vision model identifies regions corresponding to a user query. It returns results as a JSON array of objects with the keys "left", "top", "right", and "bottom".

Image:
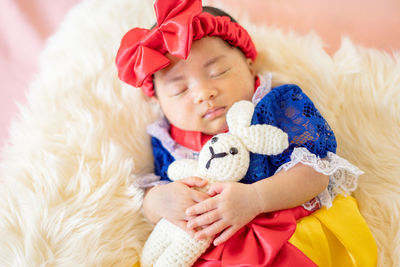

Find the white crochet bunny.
[{"left": 141, "top": 100, "right": 289, "bottom": 267}]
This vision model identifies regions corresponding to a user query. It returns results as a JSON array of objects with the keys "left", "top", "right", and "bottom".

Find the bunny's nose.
[{"left": 205, "top": 146, "right": 228, "bottom": 169}]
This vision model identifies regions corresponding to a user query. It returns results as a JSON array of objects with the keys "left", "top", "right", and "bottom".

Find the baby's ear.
[{"left": 167, "top": 159, "right": 198, "bottom": 181}]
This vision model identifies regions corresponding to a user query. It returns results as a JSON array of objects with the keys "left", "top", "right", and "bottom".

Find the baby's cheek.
[{"left": 171, "top": 110, "right": 201, "bottom": 132}]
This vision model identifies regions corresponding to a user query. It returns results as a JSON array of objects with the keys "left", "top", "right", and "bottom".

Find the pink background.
[{"left": 1, "top": 0, "right": 400, "bottom": 149}]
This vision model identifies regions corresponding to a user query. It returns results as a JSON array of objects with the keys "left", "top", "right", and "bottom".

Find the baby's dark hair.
[
  {"left": 150, "top": 6, "right": 237, "bottom": 29},
  {"left": 201, "top": 6, "right": 237, "bottom": 22}
]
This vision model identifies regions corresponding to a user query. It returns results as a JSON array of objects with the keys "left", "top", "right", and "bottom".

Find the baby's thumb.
[
  {"left": 179, "top": 176, "right": 208, "bottom": 188},
  {"left": 207, "top": 182, "right": 226, "bottom": 196}
]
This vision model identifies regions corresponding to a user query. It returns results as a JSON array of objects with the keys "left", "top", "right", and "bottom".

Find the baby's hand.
[
  {"left": 185, "top": 182, "right": 262, "bottom": 246},
  {"left": 143, "top": 177, "right": 209, "bottom": 235}
]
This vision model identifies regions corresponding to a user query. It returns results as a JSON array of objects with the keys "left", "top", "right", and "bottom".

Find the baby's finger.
[
  {"left": 187, "top": 209, "right": 220, "bottom": 229},
  {"left": 185, "top": 215, "right": 197, "bottom": 222},
  {"left": 207, "top": 182, "right": 226, "bottom": 196},
  {"left": 178, "top": 177, "right": 208, "bottom": 188},
  {"left": 213, "top": 226, "right": 239, "bottom": 246},
  {"left": 186, "top": 197, "right": 218, "bottom": 216},
  {"left": 191, "top": 189, "right": 210, "bottom": 203},
  {"left": 194, "top": 219, "right": 227, "bottom": 240}
]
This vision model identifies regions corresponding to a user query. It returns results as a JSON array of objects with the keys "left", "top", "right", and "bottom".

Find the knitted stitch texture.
[{"left": 140, "top": 100, "right": 289, "bottom": 267}]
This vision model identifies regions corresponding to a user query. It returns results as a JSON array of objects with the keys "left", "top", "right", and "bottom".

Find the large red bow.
[
  {"left": 194, "top": 207, "right": 317, "bottom": 267},
  {"left": 115, "top": 0, "right": 257, "bottom": 96},
  {"left": 116, "top": 0, "right": 202, "bottom": 96}
]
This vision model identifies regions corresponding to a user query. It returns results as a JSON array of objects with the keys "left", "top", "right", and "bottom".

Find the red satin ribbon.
[
  {"left": 115, "top": 0, "right": 257, "bottom": 96},
  {"left": 170, "top": 125, "right": 213, "bottom": 152},
  {"left": 193, "top": 207, "right": 317, "bottom": 267}
]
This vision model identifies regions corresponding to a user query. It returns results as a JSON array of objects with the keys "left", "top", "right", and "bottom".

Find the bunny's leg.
[
  {"left": 140, "top": 218, "right": 172, "bottom": 267},
  {"left": 154, "top": 223, "right": 212, "bottom": 267}
]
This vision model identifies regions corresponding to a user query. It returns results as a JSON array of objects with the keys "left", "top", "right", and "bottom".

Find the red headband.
[{"left": 115, "top": 0, "right": 257, "bottom": 96}]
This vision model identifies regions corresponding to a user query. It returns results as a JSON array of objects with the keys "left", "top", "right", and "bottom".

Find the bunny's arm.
[{"left": 167, "top": 159, "right": 199, "bottom": 181}]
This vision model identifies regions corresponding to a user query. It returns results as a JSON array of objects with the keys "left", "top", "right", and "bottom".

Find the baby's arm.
[
  {"left": 186, "top": 163, "right": 328, "bottom": 245},
  {"left": 142, "top": 177, "right": 210, "bottom": 233}
]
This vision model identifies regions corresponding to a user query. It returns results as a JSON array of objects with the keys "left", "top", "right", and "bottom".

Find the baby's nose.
[{"left": 192, "top": 82, "right": 217, "bottom": 104}]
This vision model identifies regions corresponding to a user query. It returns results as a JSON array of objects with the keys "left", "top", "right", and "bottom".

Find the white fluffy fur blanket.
[{"left": 0, "top": 0, "right": 399, "bottom": 266}]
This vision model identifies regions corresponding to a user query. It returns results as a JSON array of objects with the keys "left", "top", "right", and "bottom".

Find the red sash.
[{"left": 193, "top": 207, "right": 317, "bottom": 267}]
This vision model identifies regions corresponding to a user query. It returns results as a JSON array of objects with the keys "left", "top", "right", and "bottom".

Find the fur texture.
[{"left": 0, "top": 0, "right": 398, "bottom": 266}]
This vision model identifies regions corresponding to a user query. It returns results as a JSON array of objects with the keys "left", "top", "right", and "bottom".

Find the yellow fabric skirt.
[
  {"left": 289, "top": 195, "right": 377, "bottom": 267},
  {"left": 135, "top": 195, "right": 377, "bottom": 267}
]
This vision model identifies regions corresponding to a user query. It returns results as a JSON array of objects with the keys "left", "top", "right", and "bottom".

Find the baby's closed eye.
[
  {"left": 171, "top": 86, "right": 188, "bottom": 96},
  {"left": 209, "top": 67, "right": 231, "bottom": 78}
]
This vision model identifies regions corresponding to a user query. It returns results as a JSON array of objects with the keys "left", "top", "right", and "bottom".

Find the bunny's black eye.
[
  {"left": 211, "top": 137, "right": 218, "bottom": 144},
  {"left": 229, "top": 147, "right": 238, "bottom": 155}
]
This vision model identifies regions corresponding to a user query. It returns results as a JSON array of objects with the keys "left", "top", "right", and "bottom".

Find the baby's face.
[{"left": 153, "top": 36, "right": 255, "bottom": 135}]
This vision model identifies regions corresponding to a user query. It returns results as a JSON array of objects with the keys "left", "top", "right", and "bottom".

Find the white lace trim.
[
  {"left": 275, "top": 147, "right": 363, "bottom": 210},
  {"left": 131, "top": 173, "right": 168, "bottom": 189},
  {"left": 147, "top": 117, "right": 199, "bottom": 160},
  {"left": 252, "top": 73, "right": 272, "bottom": 105}
]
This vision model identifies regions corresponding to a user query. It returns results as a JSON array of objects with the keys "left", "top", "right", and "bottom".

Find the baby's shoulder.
[
  {"left": 252, "top": 83, "right": 317, "bottom": 125},
  {"left": 256, "top": 83, "right": 308, "bottom": 109},
  {"left": 262, "top": 83, "right": 305, "bottom": 102}
]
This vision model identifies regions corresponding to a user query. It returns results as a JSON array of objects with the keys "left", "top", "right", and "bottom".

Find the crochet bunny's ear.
[
  {"left": 227, "top": 100, "right": 289, "bottom": 155},
  {"left": 226, "top": 100, "right": 254, "bottom": 135},
  {"left": 167, "top": 159, "right": 199, "bottom": 181},
  {"left": 240, "top": 125, "right": 289, "bottom": 155}
]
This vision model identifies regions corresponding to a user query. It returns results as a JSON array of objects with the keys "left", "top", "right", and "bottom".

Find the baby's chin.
[{"left": 201, "top": 121, "right": 229, "bottom": 136}]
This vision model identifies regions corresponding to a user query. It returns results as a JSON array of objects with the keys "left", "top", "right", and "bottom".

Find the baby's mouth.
[{"left": 203, "top": 107, "right": 226, "bottom": 120}]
